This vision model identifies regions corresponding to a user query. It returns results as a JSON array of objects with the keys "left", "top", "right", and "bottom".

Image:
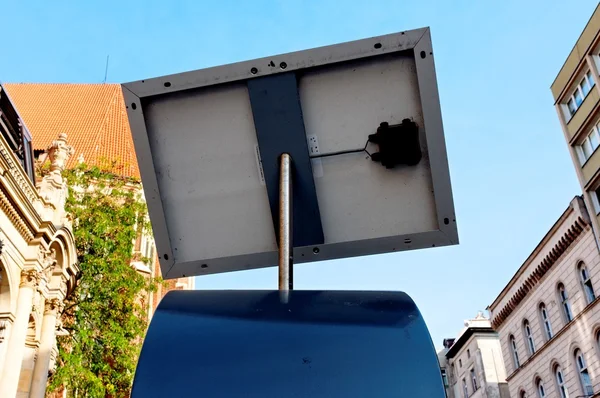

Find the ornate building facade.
[
  {"left": 0, "top": 85, "right": 78, "bottom": 397},
  {"left": 3, "top": 83, "right": 194, "bottom": 321},
  {"left": 488, "top": 196, "right": 600, "bottom": 398}
]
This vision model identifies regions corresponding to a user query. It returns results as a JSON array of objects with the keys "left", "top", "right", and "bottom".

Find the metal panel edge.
[
  {"left": 122, "top": 86, "right": 176, "bottom": 277},
  {"left": 166, "top": 230, "right": 452, "bottom": 279},
  {"left": 413, "top": 29, "right": 459, "bottom": 244},
  {"left": 122, "top": 27, "right": 428, "bottom": 98}
]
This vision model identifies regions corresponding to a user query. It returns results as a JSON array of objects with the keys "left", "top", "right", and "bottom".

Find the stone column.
[
  {"left": 0, "top": 269, "right": 40, "bottom": 398},
  {"left": 0, "top": 317, "right": 13, "bottom": 378},
  {"left": 29, "top": 298, "right": 62, "bottom": 398}
]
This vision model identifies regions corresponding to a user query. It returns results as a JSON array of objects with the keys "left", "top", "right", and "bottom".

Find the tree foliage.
[{"left": 48, "top": 164, "right": 160, "bottom": 397}]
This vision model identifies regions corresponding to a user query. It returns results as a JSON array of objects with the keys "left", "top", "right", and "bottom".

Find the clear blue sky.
[{"left": 2, "top": 0, "right": 598, "bottom": 348}]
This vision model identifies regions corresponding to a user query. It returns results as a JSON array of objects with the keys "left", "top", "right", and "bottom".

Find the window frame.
[
  {"left": 524, "top": 319, "right": 536, "bottom": 355},
  {"left": 579, "top": 263, "right": 596, "bottom": 305},
  {"left": 536, "top": 379, "right": 546, "bottom": 398},
  {"left": 539, "top": 303, "right": 553, "bottom": 340},
  {"left": 575, "top": 349, "right": 594, "bottom": 396},
  {"left": 576, "top": 123, "right": 600, "bottom": 165},
  {"left": 565, "top": 69, "right": 596, "bottom": 119},
  {"left": 555, "top": 365, "right": 569, "bottom": 398},
  {"left": 510, "top": 334, "right": 520, "bottom": 369},
  {"left": 558, "top": 283, "right": 573, "bottom": 322},
  {"left": 470, "top": 367, "right": 478, "bottom": 392},
  {"left": 441, "top": 368, "right": 448, "bottom": 388}
]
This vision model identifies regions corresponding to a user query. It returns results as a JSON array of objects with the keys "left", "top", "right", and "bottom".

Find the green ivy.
[{"left": 48, "top": 164, "right": 161, "bottom": 398}]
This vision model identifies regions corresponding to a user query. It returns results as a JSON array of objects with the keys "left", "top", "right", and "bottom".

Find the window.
[
  {"left": 566, "top": 70, "right": 596, "bottom": 118},
  {"left": 536, "top": 379, "right": 546, "bottom": 398},
  {"left": 579, "top": 263, "right": 596, "bottom": 304},
  {"left": 576, "top": 123, "right": 600, "bottom": 164},
  {"left": 470, "top": 368, "right": 478, "bottom": 391},
  {"left": 467, "top": 349, "right": 471, "bottom": 359},
  {"left": 462, "top": 378, "right": 468, "bottom": 398},
  {"left": 555, "top": 365, "right": 569, "bottom": 398},
  {"left": 593, "top": 187, "right": 600, "bottom": 215},
  {"left": 575, "top": 350, "right": 594, "bottom": 396},
  {"left": 524, "top": 319, "right": 535, "bottom": 354},
  {"left": 558, "top": 283, "right": 573, "bottom": 322},
  {"left": 441, "top": 369, "right": 448, "bottom": 387},
  {"left": 0, "top": 92, "right": 36, "bottom": 182},
  {"left": 539, "top": 303, "right": 553, "bottom": 340},
  {"left": 510, "top": 335, "right": 520, "bottom": 368},
  {"left": 459, "top": 359, "right": 462, "bottom": 368},
  {"left": 520, "top": 391, "right": 527, "bottom": 398}
]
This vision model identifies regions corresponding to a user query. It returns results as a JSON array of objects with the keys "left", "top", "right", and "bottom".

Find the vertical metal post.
[{"left": 279, "top": 153, "right": 293, "bottom": 293}]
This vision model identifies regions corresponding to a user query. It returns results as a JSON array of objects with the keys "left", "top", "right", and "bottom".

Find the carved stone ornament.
[
  {"left": 44, "top": 298, "right": 63, "bottom": 315},
  {"left": 47, "top": 133, "right": 74, "bottom": 179},
  {"left": 42, "top": 248, "right": 58, "bottom": 282},
  {"left": 20, "top": 269, "right": 42, "bottom": 288}
]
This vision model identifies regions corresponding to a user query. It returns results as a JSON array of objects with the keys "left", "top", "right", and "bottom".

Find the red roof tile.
[{"left": 4, "top": 83, "right": 140, "bottom": 178}]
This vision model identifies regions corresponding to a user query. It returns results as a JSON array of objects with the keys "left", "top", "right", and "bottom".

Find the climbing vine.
[{"left": 47, "top": 164, "right": 161, "bottom": 397}]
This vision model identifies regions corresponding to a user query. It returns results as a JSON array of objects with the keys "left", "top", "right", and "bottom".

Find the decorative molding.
[
  {"left": 20, "top": 269, "right": 42, "bottom": 289},
  {"left": 491, "top": 217, "right": 588, "bottom": 329},
  {"left": 0, "top": 184, "right": 34, "bottom": 241},
  {"left": 44, "top": 298, "right": 63, "bottom": 315},
  {"left": 0, "top": 146, "right": 37, "bottom": 203}
]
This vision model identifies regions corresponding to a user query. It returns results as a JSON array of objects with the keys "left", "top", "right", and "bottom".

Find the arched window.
[
  {"left": 555, "top": 365, "right": 569, "bottom": 398},
  {"left": 558, "top": 283, "right": 573, "bottom": 322},
  {"left": 579, "top": 263, "right": 596, "bottom": 304},
  {"left": 520, "top": 390, "right": 527, "bottom": 398},
  {"left": 510, "top": 335, "right": 520, "bottom": 369},
  {"left": 539, "top": 303, "right": 553, "bottom": 340},
  {"left": 575, "top": 349, "right": 594, "bottom": 395},
  {"left": 462, "top": 378, "right": 468, "bottom": 398},
  {"left": 536, "top": 378, "right": 546, "bottom": 398},
  {"left": 524, "top": 319, "right": 535, "bottom": 354}
]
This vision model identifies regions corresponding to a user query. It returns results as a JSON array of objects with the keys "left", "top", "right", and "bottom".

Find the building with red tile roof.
[{"left": 4, "top": 83, "right": 140, "bottom": 178}]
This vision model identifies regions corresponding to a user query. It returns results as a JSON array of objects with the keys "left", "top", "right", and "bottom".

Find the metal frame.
[{"left": 122, "top": 27, "right": 458, "bottom": 279}]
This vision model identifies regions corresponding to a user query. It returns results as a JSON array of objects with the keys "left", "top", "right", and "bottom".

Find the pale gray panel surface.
[
  {"left": 124, "top": 28, "right": 459, "bottom": 279},
  {"left": 143, "top": 84, "right": 277, "bottom": 264},
  {"left": 299, "top": 53, "right": 437, "bottom": 244}
]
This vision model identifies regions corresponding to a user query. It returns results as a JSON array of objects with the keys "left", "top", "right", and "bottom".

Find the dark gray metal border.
[{"left": 123, "top": 27, "right": 458, "bottom": 279}]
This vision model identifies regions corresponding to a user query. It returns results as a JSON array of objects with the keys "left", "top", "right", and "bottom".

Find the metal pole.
[{"left": 279, "top": 153, "right": 293, "bottom": 293}]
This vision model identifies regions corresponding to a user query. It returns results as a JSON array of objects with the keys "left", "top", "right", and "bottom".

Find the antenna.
[{"left": 103, "top": 55, "right": 110, "bottom": 83}]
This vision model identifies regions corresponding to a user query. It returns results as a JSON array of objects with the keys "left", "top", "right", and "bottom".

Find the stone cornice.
[
  {"left": 491, "top": 216, "right": 588, "bottom": 329},
  {"left": 0, "top": 183, "right": 35, "bottom": 241}
]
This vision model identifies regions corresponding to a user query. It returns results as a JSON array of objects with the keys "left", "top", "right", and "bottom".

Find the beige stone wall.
[
  {"left": 492, "top": 216, "right": 600, "bottom": 397},
  {"left": 448, "top": 336, "right": 508, "bottom": 398}
]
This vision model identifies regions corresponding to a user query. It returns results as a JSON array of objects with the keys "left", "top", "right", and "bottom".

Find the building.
[
  {"left": 551, "top": 3, "right": 600, "bottom": 250},
  {"left": 438, "top": 313, "right": 509, "bottom": 398},
  {"left": 3, "top": 83, "right": 194, "bottom": 316},
  {"left": 488, "top": 196, "right": 600, "bottom": 398},
  {"left": 0, "top": 85, "right": 79, "bottom": 397}
]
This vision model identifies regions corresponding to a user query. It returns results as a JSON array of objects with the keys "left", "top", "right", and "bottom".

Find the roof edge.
[{"left": 488, "top": 196, "right": 581, "bottom": 311}]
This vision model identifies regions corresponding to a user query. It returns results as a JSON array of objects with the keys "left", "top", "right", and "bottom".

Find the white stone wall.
[
  {"left": 448, "top": 333, "right": 508, "bottom": 398},
  {"left": 492, "top": 219, "right": 600, "bottom": 397}
]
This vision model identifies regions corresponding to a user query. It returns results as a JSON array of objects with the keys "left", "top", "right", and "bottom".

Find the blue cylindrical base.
[{"left": 132, "top": 290, "right": 444, "bottom": 397}]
